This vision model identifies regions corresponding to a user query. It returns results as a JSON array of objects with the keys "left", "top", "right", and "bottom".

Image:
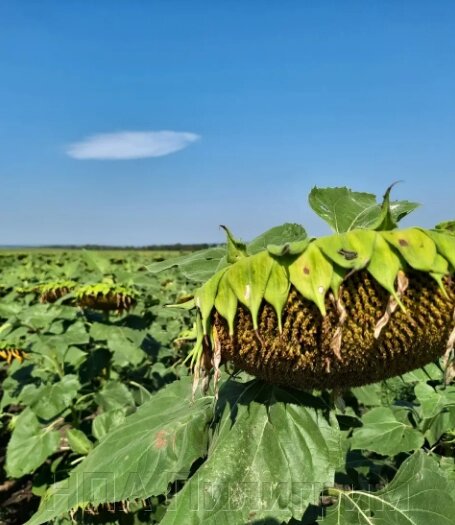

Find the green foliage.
[
  {"left": 160, "top": 381, "right": 341, "bottom": 525},
  {"left": 350, "top": 407, "right": 425, "bottom": 456},
  {"left": 2, "top": 185, "right": 455, "bottom": 524},
  {"left": 0, "top": 248, "right": 193, "bottom": 523},
  {"left": 6, "top": 408, "right": 61, "bottom": 477},
  {"left": 322, "top": 452, "right": 455, "bottom": 524},
  {"left": 27, "top": 378, "right": 213, "bottom": 525}
]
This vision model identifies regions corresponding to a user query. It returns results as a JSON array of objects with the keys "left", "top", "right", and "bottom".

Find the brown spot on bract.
[
  {"left": 154, "top": 430, "right": 168, "bottom": 449},
  {"left": 398, "top": 239, "right": 408, "bottom": 247},
  {"left": 304, "top": 267, "right": 310, "bottom": 275}
]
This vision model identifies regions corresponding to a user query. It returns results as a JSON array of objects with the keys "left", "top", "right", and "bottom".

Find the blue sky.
[{"left": 1, "top": 1, "right": 454, "bottom": 245}]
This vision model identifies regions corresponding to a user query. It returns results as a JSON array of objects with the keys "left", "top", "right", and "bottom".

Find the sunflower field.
[{"left": 1, "top": 186, "right": 455, "bottom": 525}]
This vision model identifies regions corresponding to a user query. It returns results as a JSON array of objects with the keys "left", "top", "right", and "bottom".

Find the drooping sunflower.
[
  {"left": 75, "top": 282, "right": 137, "bottom": 313},
  {"left": 38, "top": 280, "right": 77, "bottom": 303},
  {"left": 16, "top": 280, "right": 77, "bottom": 303},
  {"left": 150, "top": 185, "right": 455, "bottom": 391}
]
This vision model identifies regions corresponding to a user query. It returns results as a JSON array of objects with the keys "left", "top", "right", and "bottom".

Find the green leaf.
[
  {"left": 371, "top": 183, "right": 420, "bottom": 231},
  {"left": 351, "top": 407, "right": 424, "bottom": 456},
  {"left": 82, "top": 250, "right": 112, "bottom": 276},
  {"left": 26, "top": 378, "right": 213, "bottom": 525},
  {"left": 400, "top": 363, "right": 442, "bottom": 382},
  {"left": 308, "top": 186, "right": 419, "bottom": 233},
  {"left": 415, "top": 383, "right": 455, "bottom": 445},
  {"left": 66, "top": 428, "right": 93, "bottom": 455},
  {"left": 59, "top": 320, "right": 90, "bottom": 346},
  {"left": 160, "top": 380, "right": 341, "bottom": 525},
  {"left": 309, "top": 186, "right": 377, "bottom": 232},
  {"left": 147, "top": 247, "right": 226, "bottom": 283},
  {"left": 21, "top": 375, "right": 81, "bottom": 421},
  {"left": 439, "top": 456, "right": 455, "bottom": 482},
  {"left": 415, "top": 383, "right": 455, "bottom": 419},
  {"left": 247, "top": 223, "right": 308, "bottom": 254},
  {"left": 389, "top": 200, "right": 421, "bottom": 224},
  {"left": 95, "top": 381, "right": 135, "bottom": 412},
  {"left": 422, "top": 407, "right": 455, "bottom": 446},
  {"left": 351, "top": 384, "right": 383, "bottom": 407},
  {"left": 6, "top": 408, "right": 61, "bottom": 478},
  {"left": 94, "top": 324, "right": 145, "bottom": 367},
  {"left": 322, "top": 451, "right": 455, "bottom": 525},
  {"left": 435, "top": 220, "right": 455, "bottom": 235}
]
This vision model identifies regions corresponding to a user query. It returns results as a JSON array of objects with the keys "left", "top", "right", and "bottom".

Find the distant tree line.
[{"left": 37, "top": 243, "right": 219, "bottom": 251}]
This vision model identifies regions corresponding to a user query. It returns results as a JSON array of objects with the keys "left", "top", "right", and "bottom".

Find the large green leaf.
[
  {"left": 308, "top": 187, "right": 379, "bottom": 232},
  {"left": 26, "top": 378, "right": 213, "bottom": 525},
  {"left": 6, "top": 408, "right": 61, "bottom": 478},
  {"left": 160, "top": 380, "right": 342, "bottom": 525},
  {"left": 351, "top": 407, "right": 424, "bottom": 456},
  {"left": 321, "top": 451, "right": 455, "bottom": 524},
  {"left": 308, "top": 186, "right": 418, "bottom": 233}
]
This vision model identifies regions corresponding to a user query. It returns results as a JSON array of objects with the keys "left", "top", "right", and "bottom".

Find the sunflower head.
[
  {"left": 38, "top": 280, "right": 77, "bottom": 303},
  {"left": 75, "top": 282, "right": 137, "bottom": 313},
  {"left": 150, "top": 185, "right": 455, "bottom": 391}
]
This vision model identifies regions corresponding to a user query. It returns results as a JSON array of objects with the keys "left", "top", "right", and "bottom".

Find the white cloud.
[{"left": 66, "top": 130, "right": 200, "bottom": 160}]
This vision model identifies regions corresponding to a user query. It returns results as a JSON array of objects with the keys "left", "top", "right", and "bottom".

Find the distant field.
[{"left": 0, "top": 248, "right": 193, "bottom": 525}]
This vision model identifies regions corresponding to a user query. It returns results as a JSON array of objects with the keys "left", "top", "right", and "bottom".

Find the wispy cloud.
[{"left": 66, "top": 130, "right": 200, "bottom": 160}]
